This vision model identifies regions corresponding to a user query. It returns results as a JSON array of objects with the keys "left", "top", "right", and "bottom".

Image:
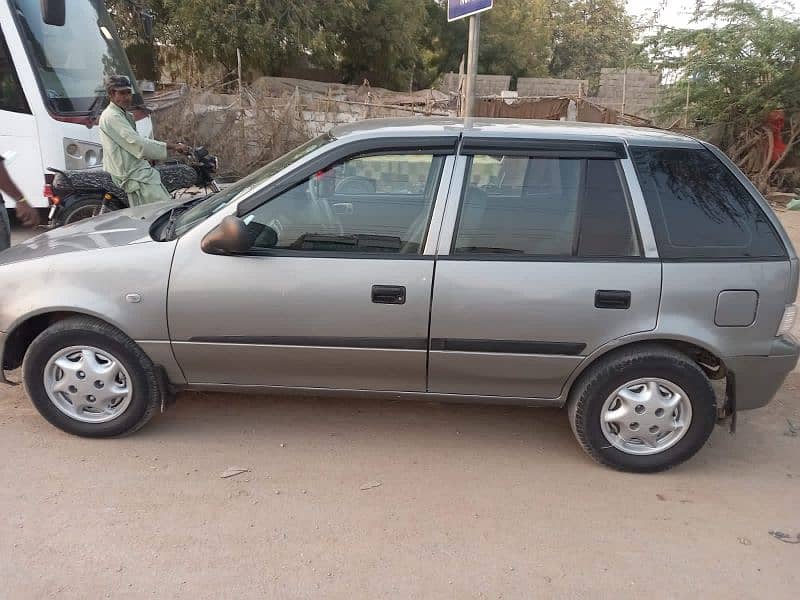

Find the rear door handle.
[
  {"left": 372, "top": 285, "right": 406, "bottom": 305},
  {"left": 595, "top": 290, "right": 631, "bottom": 309}
]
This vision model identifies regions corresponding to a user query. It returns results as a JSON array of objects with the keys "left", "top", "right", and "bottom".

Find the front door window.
[{"left": 244, "top": 154, "right": 445, "bottom": 255}]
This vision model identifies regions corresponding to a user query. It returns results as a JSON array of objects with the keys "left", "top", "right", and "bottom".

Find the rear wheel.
[
  {"left": 567, "top": 345, "right": 717, "bottom": 473},
  {"left": 59, "top": 196, "right": 121, "bottom": 226}
]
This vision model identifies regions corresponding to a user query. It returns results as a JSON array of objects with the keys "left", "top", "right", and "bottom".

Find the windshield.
[
  {"left": 11, "top": 0, "right": 142, "bottom": 114},
  {"left": 171, "top": 134, "right": 335, "bottom": 238}
]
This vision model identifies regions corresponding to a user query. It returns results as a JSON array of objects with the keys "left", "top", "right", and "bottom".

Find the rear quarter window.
[{"left": 630, "top": 146, "right": 786, "bottom": 259}]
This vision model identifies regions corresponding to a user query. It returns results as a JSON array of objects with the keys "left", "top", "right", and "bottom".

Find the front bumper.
[{"left": 725, "top": 336, "right": 800, "bottom": 410}]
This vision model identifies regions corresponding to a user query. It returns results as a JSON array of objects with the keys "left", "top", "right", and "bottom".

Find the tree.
[
  {"left": 645, "top": 0, "right": 800, "bottom": 191},
  {"left": 337, "top": 0, "right": 430, "bottom": 89},
  {"left": 476, "top": 0, "right": 636, "bottom": 82},
  {"left": 479, "top": 0, "right": 554, "bottom": 79},
  {"left": 548, "top": 0, "right": 635, "bottom": 81},
  {"left": 106, "top": 0, "right": 170, "bottom": 81},
  {"left": 647, "top": 0, "right": 800, "bottom": 124},
  {"left": 417, "top": 0, "right": 467, "bottom": 87}
]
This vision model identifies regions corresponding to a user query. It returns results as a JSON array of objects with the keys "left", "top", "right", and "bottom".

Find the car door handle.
[
  {"left": 372, "top": 285, "right": 406, "bottom": 305},
  {"left": 332, "top": 202, "right": 354, "bottom": 215},
  {"left": 595, "top": 290, "right": 631, "bottom": 309}
]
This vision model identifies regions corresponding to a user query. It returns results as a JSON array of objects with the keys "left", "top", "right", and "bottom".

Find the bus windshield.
[{"left": 10, "top": 0, "right": 142, "bottom": 114}]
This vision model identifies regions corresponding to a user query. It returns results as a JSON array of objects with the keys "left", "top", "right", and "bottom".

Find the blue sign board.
[{"left": 448, "top": 0, "right": 494, "bottom": 22}]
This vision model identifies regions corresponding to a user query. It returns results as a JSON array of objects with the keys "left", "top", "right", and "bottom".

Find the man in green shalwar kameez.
[{"left": 99, "top": 75, "right": 188, "bottom": 207}]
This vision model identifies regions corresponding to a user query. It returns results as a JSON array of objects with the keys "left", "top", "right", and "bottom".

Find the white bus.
[{"left": 0, "top": 0, "right": 151, "bottom": 211}]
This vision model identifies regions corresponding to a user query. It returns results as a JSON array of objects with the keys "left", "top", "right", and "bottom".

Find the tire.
[
  {"left": 567, "top": 345, "right": 717, "bottom": 473},
  {"left": 0, "top": 206, "right": 10, "bottom": 252},
  {"left": 59, "top": 196, "right": 122, "bottom": 226},
  {"left": 22, "top": 316, "right": 162, "bottom": 437}
]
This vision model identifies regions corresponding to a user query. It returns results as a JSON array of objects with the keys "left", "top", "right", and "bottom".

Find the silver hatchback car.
[{"left": 1, "top": 119, "right": 798, "bottom": 472}]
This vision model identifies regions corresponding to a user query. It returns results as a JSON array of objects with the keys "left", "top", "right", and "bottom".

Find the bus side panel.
[{"left": 0, "top": 110, "right": 43, "bottom": 209}]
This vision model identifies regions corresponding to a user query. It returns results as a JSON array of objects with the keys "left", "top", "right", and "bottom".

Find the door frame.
[
  {"left": 435, "top": 139, "right": 660, "bottom": 259},
  {"left": 168, "top": 138, "right": 462, "bottom": 391}
]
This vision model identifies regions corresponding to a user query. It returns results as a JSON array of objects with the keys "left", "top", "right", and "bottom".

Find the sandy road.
[{"left": 0, "top": 213, "right": 798, "bottom": 599}]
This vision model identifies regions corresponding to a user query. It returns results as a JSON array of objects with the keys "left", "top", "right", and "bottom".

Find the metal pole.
[
  {"left": 464, "top": 14, "right": 481, "bottom": 118},
  {"left": 237, "top": 48, "right": 243, "bottom": 104},
  {"left": 684, "top": 71, "right": 691, "bottom": 128},
  {"left": 621, "top": 58, "right": 628, "bottom": 116}
]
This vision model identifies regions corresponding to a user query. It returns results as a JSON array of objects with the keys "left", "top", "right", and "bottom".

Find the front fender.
[{"left": 0, "top": 241, "right": 175, "bottom": 346}]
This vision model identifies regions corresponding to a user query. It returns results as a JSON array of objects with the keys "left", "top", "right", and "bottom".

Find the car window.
[
  {"left": 171, "top": 134, "right": 333, "bottom": 238},
  {"left": 243, "top": 154, "right": 444, "bottom": 255},
  {"left": 0, "top": 28, "right": 29, "bottom": 113},
  {"left": 578, "top": 159, "right": 639, "bottom": 257},
  {"left": 453, "top": 155, "right": 639, "bottom": 258},
  {"left": 630, "top": 146, "right": 786, "bottom": 259}
]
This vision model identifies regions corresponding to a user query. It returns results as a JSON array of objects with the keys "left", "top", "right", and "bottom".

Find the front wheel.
[
  {"left": 22, "top": 317, "right": 162, "bottom": 437},
  {"left": 567, "top": 345, "right": 717, "bottom": 473}
]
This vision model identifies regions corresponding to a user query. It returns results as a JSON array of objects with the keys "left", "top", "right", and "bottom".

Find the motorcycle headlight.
[{"left": 63, "top": 138, "right": 103, "bottom": 170}]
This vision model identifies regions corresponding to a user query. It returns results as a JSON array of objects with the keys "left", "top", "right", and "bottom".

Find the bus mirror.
[{"left": 41, "top": 0, "right": 66, "bottom": 26}]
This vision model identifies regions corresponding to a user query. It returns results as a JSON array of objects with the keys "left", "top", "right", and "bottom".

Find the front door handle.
[
  {"left": 332, "top": 202, "right": 354, "bottom": 216},
  {"left": 372, "top": 285, "right": 406, "bottom": 305},
  {"left": 595, "top": 290, "right": 631, "bottom": 309}
]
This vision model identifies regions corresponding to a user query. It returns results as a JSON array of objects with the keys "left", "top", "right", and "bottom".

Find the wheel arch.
[
  {"left": 562, "top": 335, "right": 728, "bottom": 406},
  {"left": 2, "top": 309, "right": 132, "bottom": 373}
]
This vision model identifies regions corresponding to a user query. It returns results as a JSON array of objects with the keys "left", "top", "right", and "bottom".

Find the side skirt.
[{"left": 178, "top": 383, "right": 565, "bottom": 409}]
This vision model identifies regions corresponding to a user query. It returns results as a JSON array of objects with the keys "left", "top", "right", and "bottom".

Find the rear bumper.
[{"left": 725, "top": 336, "right": 800, "bottom": 410}]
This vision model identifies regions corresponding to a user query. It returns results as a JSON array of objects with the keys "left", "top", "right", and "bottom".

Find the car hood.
[{"left": 0, "top": 201, "right": 174, "bottom": 266}]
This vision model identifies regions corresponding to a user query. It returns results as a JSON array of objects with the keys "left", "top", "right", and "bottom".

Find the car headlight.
[{"left": 63, "top": 138, "right": 103, "bottom": 170}]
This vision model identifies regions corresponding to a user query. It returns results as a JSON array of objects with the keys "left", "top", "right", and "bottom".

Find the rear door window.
[
  {"left": 630, "top": 147, "right": 786, "bottom": 259},
  {"left": 453, "top": 155, "right": 640, "bottom": 258}
]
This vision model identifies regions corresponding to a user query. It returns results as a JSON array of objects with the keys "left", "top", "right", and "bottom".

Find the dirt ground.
[{"left": 1, "top": 213, "right": 799, "bottom": 599}]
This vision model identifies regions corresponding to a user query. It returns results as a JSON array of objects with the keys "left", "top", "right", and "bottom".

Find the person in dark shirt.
[{"left": 0, "top": 155, "right": 40, "bottom": 251}]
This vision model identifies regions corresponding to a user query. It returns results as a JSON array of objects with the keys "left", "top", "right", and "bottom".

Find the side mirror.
[
  {"left": 201, "top": 216, "right": 257, "bottom": 255},
  {"left": 41, "top": 0, "right": 66, "bottom": 26}
]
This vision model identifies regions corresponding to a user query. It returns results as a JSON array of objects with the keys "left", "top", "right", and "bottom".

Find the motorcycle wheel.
[{"left": 58, "top": 196, "right": 120, "bottom": 226}]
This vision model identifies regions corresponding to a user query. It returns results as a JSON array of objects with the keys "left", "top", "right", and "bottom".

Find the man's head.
[{"left": 104, "top": 74, "right": 133, "bottom": 110}]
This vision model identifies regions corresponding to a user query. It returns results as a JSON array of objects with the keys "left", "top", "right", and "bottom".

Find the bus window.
[
  {"left": 0, "top": 27, "right": 30, "bottom": 113},
  {"left": 11, "top": 0, "right": 141, "bottom": 114}
]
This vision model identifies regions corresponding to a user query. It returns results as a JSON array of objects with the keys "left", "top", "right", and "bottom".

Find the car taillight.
[{"left": 777, "top": 303, "right": 797, "bottom": 337}]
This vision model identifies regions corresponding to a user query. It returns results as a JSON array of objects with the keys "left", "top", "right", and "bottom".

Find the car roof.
[{"left": 330, "top": 117, "right": 704, "bottom": 149}]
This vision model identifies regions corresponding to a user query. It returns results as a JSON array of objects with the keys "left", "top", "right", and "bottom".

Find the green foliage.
[
  {"left": 336, "top": 0, "right": 430, "bottom": 89},
  {"left": 479, "top": 0, "right": 634, "bottom": 82},
  {"left": 645, "top": 0, "right": 800, "bottom": 126},
  {"left": 480, "top": 0, "right": 554, "bottom": 79},
  {"left": 159, "top": 0, "right": 358, "bottom": 74},
  {"left": 107, "top": 0, "right": 639, "bottom": 90},
  {"left": 548, "top": 0, "right": 636, "bottom": 80}
]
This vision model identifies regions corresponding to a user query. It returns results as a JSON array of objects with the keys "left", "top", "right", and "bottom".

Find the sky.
[{"left": 626, "top": 0, "right": 800, "bottom": 28}]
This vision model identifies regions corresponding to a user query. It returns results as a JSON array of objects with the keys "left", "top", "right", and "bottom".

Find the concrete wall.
[
  {"left": 442, "top": 73, "right": 512, "bottom": 96},
  {"left": 593, "top": 68, "right": 661, "bottom": 118},
  {"left": 441, "top": 69, "right": 661, "bottom": 119},
  {"left": 516, "top": 77, "right": 587, "bottom": 97}
]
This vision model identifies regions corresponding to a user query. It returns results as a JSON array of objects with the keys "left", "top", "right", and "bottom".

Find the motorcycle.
[{"left": 45, "top": 147, "right": 220, "bottom": 227}]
